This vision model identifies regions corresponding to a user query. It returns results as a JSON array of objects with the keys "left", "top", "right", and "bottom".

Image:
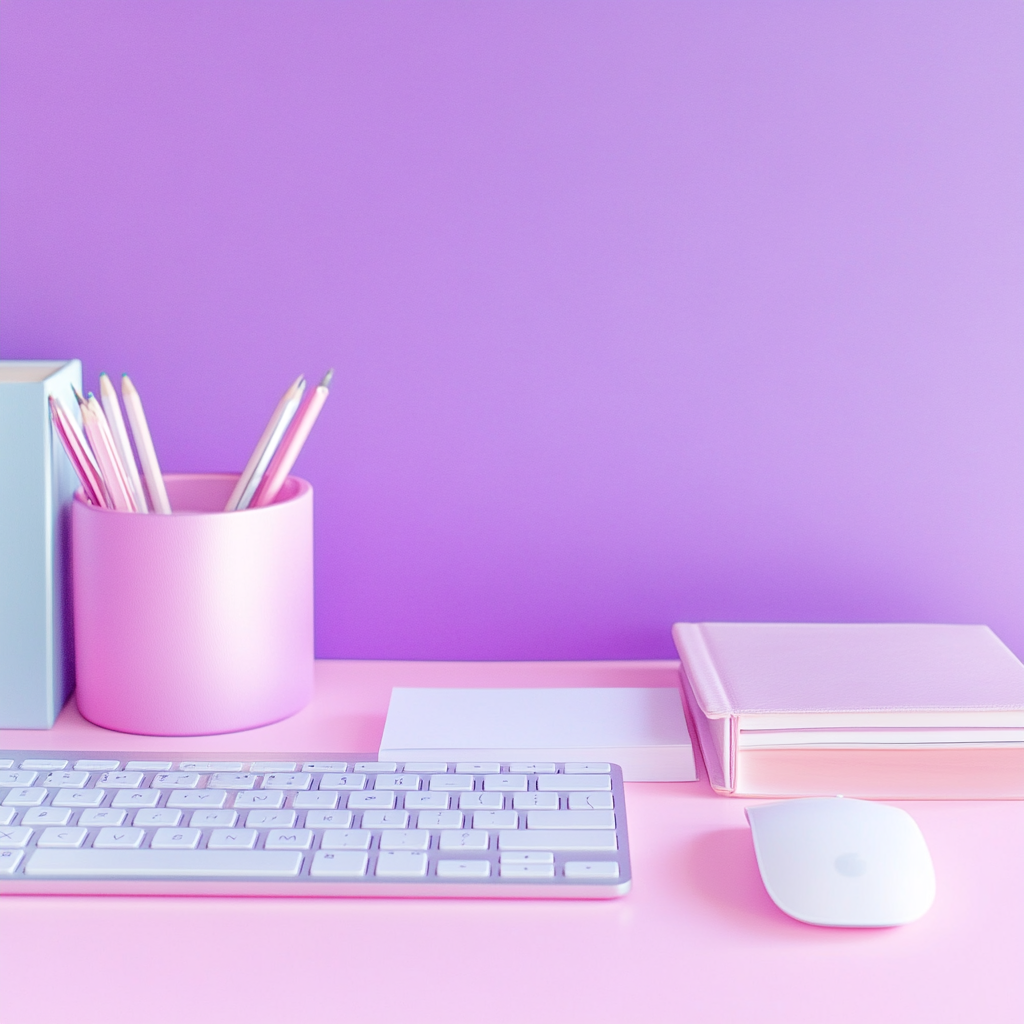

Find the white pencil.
[
  {"left": 226, "top": 375, "right": 306, "bottom": 511},
  {"left": 121, "top": 374, "right": 172, "bottom": 514},
  {"left": 82, "top": 394, "right": 137, "bottom": 512},
  {"left": 99, "top": 372, "right": 148, "bottom": 512},
  {"left": 253, "top": 369, "right": 333, "bottom": 508}
]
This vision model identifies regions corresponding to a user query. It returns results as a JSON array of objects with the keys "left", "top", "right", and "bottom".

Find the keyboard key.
[
  {"left": 22, "top": 806, "right": 73, "bottom": 826},
  {"left": 568, "top": 792, "right": 614, "bottom": 810},
  {"left": 310, "top": 850, "right": 367, "bottom": 877},
  {"left": 43, "top": 771, "right": 89, "bottom": 788},
  {"left": 429, "top": 775, "right": 474, "bottom": 792},
  {"left": 293, "top": 791, "right": 339, "bottom": 809},
  {"left": 249, "top": 762, "right": 296, "bottom": 772},
  {"left": 360, "top": 810, "right": 408, "bottom": 829},
  {"left": 401, "top": 762, "right": 447, "bottom": 773},
  {"left": 178, "top": 762, "right": 244, "bottom": 772},
  {"left": 319, "top": 774, "right": 366, "bottom": 791},
  {"left": 52, "top": 789, "right": 106, "bottom": 808},
  {"left": 262, "top": 773, "right": 312, "bottom": 790},
  {"left": 0, "top": 850, "right": 24, "bottom": 874},
  {"left": 166, "top": 790, "right": 229, "bottom": 808},
  {"left": 37, "top": 827, "right": 88, "bottom": 848},
  {"left": 353, "top": 762, "right": 397, "bottom": 773},
  {"left": 0, "top": 760, "right": 11, "bottom": 770},
  {"left": 0, "top": 771, "right": 37, "bottom": 788},
  {"left": 436, "top": 859, "right": 490, "bottom": 878},
  {"left": 500, "top": 863, "right": 555, "bottom": 879},
  {"left": 189, "top": 809, "right": 237, "bottom": 827},
  {"left": 112, "top": 790, "right": 161, "bottom": 808},
  {"left": 499, "top": 851, "right": 554, "bottom": 864},
  {"left": 209, "top": 773, "right": 259, "bottom": 790},
  {"left": 80, "top": 808, "right": 127, "bottom": 826},
  {"left": 483, "top": 775, "right": 528, "bottom": 792},
  {"left": 564, "top": 860, "right": 619, "bottom": 879},
  {"left": 459, "top": 792, "right": 503, "bottom": 810},
  {"left": 346, "top": 791, "right": 396, "bottom": 810},
  {"left": 151, "top": 773, "right": 200, "bottom": 789},
  {"left": 245, "top": 810, "right": 296, "bottom": 828},
  {"left": 320, "top": 830, "right": 371, "bottom": 851},
  {"left": 403, "top": 792, "right": 449, "bottom": 810},
  {"left": 438, "top": 830, "right": 489, "bottom": 851},
  {"left": 536, "top": 776, "right": 612, "bottom": 792},
  {"left": 378, "top": 830, "right": 430, "bottom": 851},
  {"left": 94, "top": 827, "right": 145, "bottom": 849},
  {"left": 564, "top": 762, "right": 611, "bottom": 774},
  {"left": 97, "top": 772, "right": 144, "bottom": 789},
  {"left": 233, "top": 791, "right": 285, "bottom": 809},
  {"left": 526, "top": 810, "right": 616, "bottom": 830},
  {"left": 25, "top": 849, "right": 303, "bottom": 878},
  {"left": 498, "top": 830, "right": 617, "bottom": 852},
  {"left": 473, "top": 811, "right": 518, "bottom": 830},
  {"left": 513, "top": 792, "right": 559, "bottom": 810},
  {"left": 0, "top": 809, "right": 17, "bottom": 826},
  {"left": 133, "top": 808, "right": 181, "bottom": 826},
  {"left": 304, "top": 810, "right": 353, "bottom": 829},
  {"left": 207, "top": 829, "right": 257, "bottom": 850},
  {"left": 456, "top": 762, "right": 500, "bottom": 774},
  {"left": 509, "top": 763, "right": 556, "bottom": 773},
  {"left": 375, "top": 850, "right": 427, "bottom": 877},
  {"left": 21, "top": 759, "right": 67, "bottom": 770},
  {"left": 416, "top": 810, "right": 463, "bottom": 830},
  {"left": 74, "top": 760, "right": 120, "bottom": 771},
  {"left": 0, "top": 827, "right": 33, "bottom": 848},
  {"left": 264, "top": 829, "right": 313, "bottom": 850},
  {"left": 303, "top": 762, "right": 348, "bottom": 772},
  {"left": 373, "top": 774, "right": 420, "bottom": 790},
  {"left": 151, "top": 828, "right": 201, "bottom": 850},
  {"left": 125, "top": 761, "right": 172, "bottom": 771},
  {"left": 2, "top": 788, "right": 46, "bottom": 807}
]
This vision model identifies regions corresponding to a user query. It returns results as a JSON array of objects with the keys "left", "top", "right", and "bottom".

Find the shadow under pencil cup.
[{"left": 72, "top": 473, "right": 314, "bottom": 736}]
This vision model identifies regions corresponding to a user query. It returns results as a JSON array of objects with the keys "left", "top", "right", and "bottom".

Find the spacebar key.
[{"left": 25, "top": 849, "right": 303, "bottom": 877}]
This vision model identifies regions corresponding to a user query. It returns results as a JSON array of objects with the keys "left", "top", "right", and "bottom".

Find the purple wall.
[{"left": 2, "top": 1, "right": 1022, "bottom": 660}]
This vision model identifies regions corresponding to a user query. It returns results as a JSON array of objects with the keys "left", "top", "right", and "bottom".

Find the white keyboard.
[{"left": 0, "top": 751, "right": 631, "bottom": 898}]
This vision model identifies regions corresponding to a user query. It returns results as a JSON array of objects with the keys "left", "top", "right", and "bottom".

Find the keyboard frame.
[{"left": 0, "top": 750, "right": 632, "bottom": 899}]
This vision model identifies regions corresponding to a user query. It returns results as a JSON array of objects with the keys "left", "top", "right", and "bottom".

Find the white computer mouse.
[{"left": 745, "top": 797, "right": 935, "bottom": 927}]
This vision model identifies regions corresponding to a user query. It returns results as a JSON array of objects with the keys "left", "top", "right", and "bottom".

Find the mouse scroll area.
[{"left": 745, "top": 797, "right": 936, "bottom": 928}]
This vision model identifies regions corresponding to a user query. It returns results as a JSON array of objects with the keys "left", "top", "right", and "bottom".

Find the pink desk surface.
[{"left": 2, "top": 660, "right": 1022, "bottom": 1024}]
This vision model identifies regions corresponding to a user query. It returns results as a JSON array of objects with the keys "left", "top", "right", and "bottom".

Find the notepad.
[{"left": 379, "top": 687, "right": 697, "bottom": 782}]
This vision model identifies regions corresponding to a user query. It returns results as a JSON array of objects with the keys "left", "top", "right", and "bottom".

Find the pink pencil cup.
[{"left": 72, "top": 473, "right": 314, "bottom": 735}]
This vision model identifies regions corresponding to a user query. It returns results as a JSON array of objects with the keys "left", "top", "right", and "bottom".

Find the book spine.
[
  {"left": 677, "top": 664, "right": 736, "bottom": 794},
  {"left": 0, "top": 360, "right": 80, "bottom": 727}
]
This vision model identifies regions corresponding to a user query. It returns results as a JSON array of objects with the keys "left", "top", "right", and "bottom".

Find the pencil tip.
[{"left": 320, "top": 368, "right": 334, "bottom": 388}]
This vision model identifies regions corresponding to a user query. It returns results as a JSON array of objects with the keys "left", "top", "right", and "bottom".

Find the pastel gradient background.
[{"left": 2, "top": 1, "right": 1022, "bottom": 660}]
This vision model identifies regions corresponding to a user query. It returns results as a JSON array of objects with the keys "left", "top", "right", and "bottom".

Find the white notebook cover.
[{"left": 378, "top": 687, "right": 697, "bottom": 782}]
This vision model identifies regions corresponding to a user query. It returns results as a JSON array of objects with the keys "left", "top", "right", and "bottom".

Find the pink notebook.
[{"left": 673, "top": 622, "right": 1024, "bottom": 799}]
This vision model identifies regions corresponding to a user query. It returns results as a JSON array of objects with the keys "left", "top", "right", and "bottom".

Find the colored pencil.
[
  {"left": 49, "top": 395, "right": 107, "bottom": 507},
  {"left": 82, "top": 394, "right": 137, "bottom": 512},
  {"left": 226, "top": 375, "right": 306, "bottom": 511},
  {"left": 121, "top": 374, "right": 172, "bottom": 514},
  {"left": 99, "top": 371, "right": 148, "bottom": 512},
  {"left": 252, "top": 369, "right": 333, "bottom": 508}
]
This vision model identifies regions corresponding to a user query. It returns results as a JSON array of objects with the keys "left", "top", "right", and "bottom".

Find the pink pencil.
[
  {"left": 49, "top": 396, "right": 107, "bottom": 507},
  {"left": 252, "top": 369, "right": 333, "bottom": 508},
  {"left": 81, "top": 393, "right": 137, "bottom": 512}
]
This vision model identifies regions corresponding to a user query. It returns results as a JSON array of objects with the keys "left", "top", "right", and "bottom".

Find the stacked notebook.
[{"left": 673, "top": 622, "right": 1024, "bottom": 799}]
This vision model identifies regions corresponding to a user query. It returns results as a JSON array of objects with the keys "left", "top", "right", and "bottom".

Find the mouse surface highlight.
[{"left": 745, "top": 797, "right": 935, "bottom": 927}]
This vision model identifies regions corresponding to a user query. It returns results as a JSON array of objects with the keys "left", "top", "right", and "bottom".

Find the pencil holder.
[{"left": 72, "top": 473, "right": 314, "bottom": 735}]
